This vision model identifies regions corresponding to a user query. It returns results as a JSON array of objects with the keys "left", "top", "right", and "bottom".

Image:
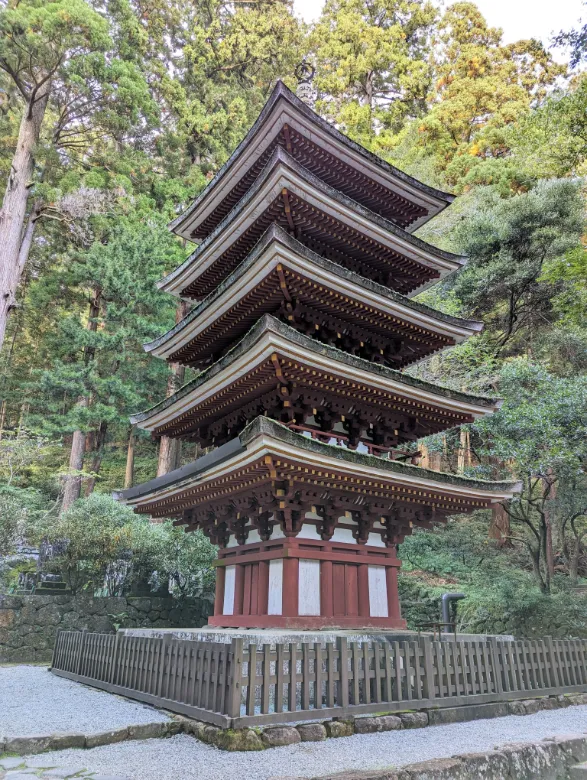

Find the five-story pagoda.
[{"left": 117, "top": 79, "right": 520, "bottom": 631}]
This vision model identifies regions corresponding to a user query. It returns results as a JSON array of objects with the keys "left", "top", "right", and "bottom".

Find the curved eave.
[
  {"left": 160, "top": 147, "right": 466, "bottom": 300},
  {"left": 169, "top": 81, "right": 454, "bottom": 241},
  {"left": 132, "top": 314, "right": 498, "bottom": 434},
  {"left": 116, "top": 417, "right": 521, "bottom": 510},
  {"left": 144, "top": 225, "right": 481, "bottom": 362}
]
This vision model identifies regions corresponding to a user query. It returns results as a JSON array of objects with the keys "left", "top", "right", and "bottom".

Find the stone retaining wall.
[
  {"left": 182, "top": 692, "right": 587, "bottom": 751},
  {"left": 0, "top": 594, "right": 212, "bottom": 663}
]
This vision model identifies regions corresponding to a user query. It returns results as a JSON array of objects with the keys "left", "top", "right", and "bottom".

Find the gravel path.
[
  {"left": 0, "top": 666, "right": 170, "bottom": 737},
  {"left": 25, "top": 706, "right": 587, "bottom": 780}
]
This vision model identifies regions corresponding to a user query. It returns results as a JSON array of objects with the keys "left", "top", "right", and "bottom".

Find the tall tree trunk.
[
  {"left": 457, "top": 429, "right": 471, "bottom": 473},
  {"left": 545, "top": 517, "right": 555, "bottom": 580},
  {"left": 61, "top": 414, "right": 88, "bottom": 512},
  {"left": 419, "top": 443, "right": 442, "bottom": 471},
  {"left": 124, "top": 426, "right": 135, "bottom": 489},
  {"left": 156, "top": 301, "right": 188, "bottom": 477},
  {"left": 61, "top": 285, "right": 101, "bottom": 512},
  {"left": 0, "top": 399, "right": 6, "bottom": 441},
  {"left": 489, "top": 503, "right": 512, "bottom": 547},
  {"left": 0, "top": 85, "right": 51, "bottom": 350},
  {"left": 16, "top": 200, "right": 42, "bottom": 278},
  {"left": 543, "top": 473, "right": 556, "bottom": 581},
  {"left": 83, "top": 420, "right": 108, "bottom": 496},
  {"left": 17, "top": 402, "right": 29, "bottom": 436},
  {"left": 570, "top": 538, "right": 581, "bottom": 585}
]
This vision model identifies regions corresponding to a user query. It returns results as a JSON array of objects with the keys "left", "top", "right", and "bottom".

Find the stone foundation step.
[{"left": 570, "top": 763, "right": 587, "bottom": 778}]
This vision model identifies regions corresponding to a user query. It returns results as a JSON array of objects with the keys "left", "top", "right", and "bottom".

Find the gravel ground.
[
  {"left": 0, "top": 666, "right": 170, "bottom": 737},
  {"left": 25, "top": 706, "right": 587, "bottom": 780}
]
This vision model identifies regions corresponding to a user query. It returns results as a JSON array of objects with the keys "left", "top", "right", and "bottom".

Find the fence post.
[
  {"left": 547, "top": 637, "right": 560, "bottom": 689},
  {"left": 420, "top": 636, "right": 435, "bottom": 701},
  {"left": 339, "top": 637, "right": 349, "bottom": 708},
  {"left": 76, "top": 629, "right": 88, "bottom": 677},
  {"left": 109, "top": 631, "right": 121, "bottom": 689},
  {"left": 50, "top": 629, "right": 62, "bottom": 671},
  {"left": 227, "top": 638, "right": 244, "bottom": 720},
  {"left": 157, "top": 633, "right": 172, "bottom": 699},
  {"left": 490, "top": 637, "right": 504, "bottom": 697}
]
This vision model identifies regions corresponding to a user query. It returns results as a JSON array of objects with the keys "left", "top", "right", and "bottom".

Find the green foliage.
[
  {"left": 34, "top": 493, "right": 216, "bottom": 599},
  {"left": 508, "top": 76, "right": 587, "bottom": 180},
  {"left": 412, "top": 2, "right": 564, "bottom": 189},
  {"left": 450, "top": 179, "right": 585, "bottom": 353},
  {"left": 400, "top": 519, "right": 587, "bottom": 638},
  {"left": 144, "top": 524, "right": 217, "bottom": 599},
  {"left": 540, "top": 245, "right": 587, "bottom": 328},
  {"left": 475, "top": 358, "right": 587, "bottom": 476},
  {"left": 312, "top": 0, "right": 436, "bottom": 146},
  {"left": 0, "top": 485, "right": 51, "bottom": 557},
  {"left": 41, "top": 492, "right": 136, "bottom": 593}
]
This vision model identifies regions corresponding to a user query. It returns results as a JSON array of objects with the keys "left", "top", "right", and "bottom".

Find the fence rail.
[{"left": 51, "top": 630, "right": 587, "bottom": 728}]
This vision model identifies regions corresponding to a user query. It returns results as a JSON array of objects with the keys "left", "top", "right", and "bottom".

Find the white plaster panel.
[
  {"left": 226, "top": 534, "right": 238, "bottom": 548},
  {"left": 331, "top": 527, "right": 355, "bottom": 544},
  {"left": 368, "top": 566, "right": 388, "bottom": 617},
  {"left": 270, "top": 526, "right": 285, "bottom": 540},
  {"left": 298, "top": 559, "right": 321, "bottom": 615},
  {"left": 268, "top": 559, "right": 283, "bottom": 615},
  {"left": 247, "top": 529, "right": 261, "bottom": 544},
  {"left": 298, "top": 523, "right": 321, "bottom": 540},
  {"left": 367, "top": 533, "right": 385, "bottom": 548},
  {"left": 223, "top": 565, "right": 236, "bottom": 615}
]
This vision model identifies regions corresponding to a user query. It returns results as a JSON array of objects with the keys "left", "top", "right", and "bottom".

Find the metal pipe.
[{"left": 441, "top": 592, "right": 466, "bottom": 633}]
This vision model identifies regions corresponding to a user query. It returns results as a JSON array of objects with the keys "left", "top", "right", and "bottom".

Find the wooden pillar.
[
  {"left": 358, "top": 564, "right": 370, "bottom": 618},
  {"left": 257, "top": 561, "right": 270, "bottom": 616},
  {"left": 250, "top": 564, "right": 259, "bottom": 615},
  {"left": 320, "top": 560, "right": 333, "bottom": 618},
  {"left": 214, "top": 566, "right": 226, "bottom": 616},
  {"left": 234, "top": 564, "right": 245, "bottom": 616},
  {"left": 282, "top": 557, "right": 299, "bottom": 617},
  {"left": 386, "top": 563, "right": 401, "bottom": 622},
  {"left": 242, "top": 565, "right": 252, "bottom": 616}
]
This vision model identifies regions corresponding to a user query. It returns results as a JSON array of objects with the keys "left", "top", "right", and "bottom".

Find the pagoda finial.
[{"left": 295, "top": 60, "right": 316, "bottom": 107}]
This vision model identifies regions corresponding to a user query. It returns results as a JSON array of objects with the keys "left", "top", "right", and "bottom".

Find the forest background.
[{"left": 0, "top": 0, "right": 586, "bottom": 637}]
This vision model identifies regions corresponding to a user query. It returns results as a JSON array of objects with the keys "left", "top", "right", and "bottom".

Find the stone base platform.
[{"left": 119, "top": 626, "right": 514, "bottom": 644}]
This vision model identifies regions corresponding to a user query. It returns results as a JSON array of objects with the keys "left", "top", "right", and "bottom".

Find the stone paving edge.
[
  {"left": 267, "top": 732, "right": 587, "bottom": 779},
  {"left": 0, "top": 721, "right": 175, "bottom": 757},
  {"left": 3, "top": 692, "right": 587, "bottom": 758}
]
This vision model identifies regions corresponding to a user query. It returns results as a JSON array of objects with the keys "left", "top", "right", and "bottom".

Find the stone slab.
[
  {"left": 119, "top": 627, "right": 514, "bottom": 645},
  {"left": 296, "top": 724, "right": 327, "bottom": 741},
  {"left": 0, "top": 761, "right": 25, "bottom": 772},
  {"left": 85, "top": 729, "right": 128, "bottom": 749},
  {"left": 427, "top": 702, "right": 508, "bottom": 725}
]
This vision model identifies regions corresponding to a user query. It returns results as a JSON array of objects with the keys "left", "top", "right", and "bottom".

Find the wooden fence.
[{"left": 51, "top": 630, "right": 587, "bottom": 728}]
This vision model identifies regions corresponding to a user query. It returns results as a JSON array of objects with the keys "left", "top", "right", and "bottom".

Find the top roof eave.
[{"left": 168, "top": 81, "right": 455, "bottom": 240}]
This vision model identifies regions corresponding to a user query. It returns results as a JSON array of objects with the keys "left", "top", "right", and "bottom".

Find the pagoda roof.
[
  {"left": 145, "top": 225, "right": 482, "bottom": 367},
  {"left": 169, "top": 81, "right": 454, "bottom": 241},
  {"left": 160, "top": 147, "right": 466, "bottom": 300},
  {"left": 133, "top": 314, "right": 499, "bottom": 441},
  {"left": 116, "top": 416, "right": 521, "bottom": 519}
]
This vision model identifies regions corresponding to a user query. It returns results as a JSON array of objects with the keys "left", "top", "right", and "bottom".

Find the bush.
[
  {"left": 40, "top": 493, "right": 217, "bottom": 599},
  {"left": 0, "top": 485, "right": 50, "bottom": 556},
  {"left": 399, "top": 517, "right": 587, "bottom": 638},
  {"left": 41, "top": 493, "right": 136, "bottom": 594}
]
